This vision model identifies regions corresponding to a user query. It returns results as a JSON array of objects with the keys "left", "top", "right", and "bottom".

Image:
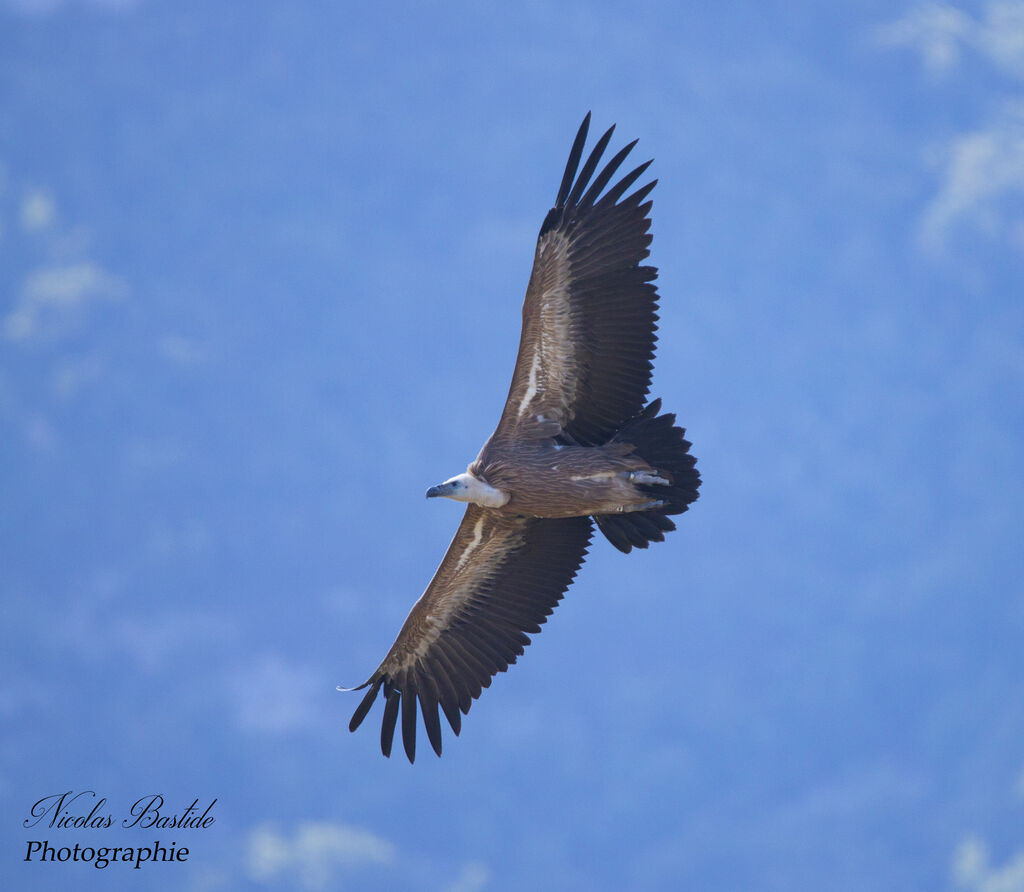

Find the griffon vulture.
[{"left": 343, "top": 114, "right": 700, "bottom": 762}]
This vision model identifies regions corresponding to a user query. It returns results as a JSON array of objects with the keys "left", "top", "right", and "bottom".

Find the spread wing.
[
  {"left": 495, "top": 113, "right": 660, "bottom": 446},
  {"left": 346, "top": 505, "right": 593, "bottom": 762}
]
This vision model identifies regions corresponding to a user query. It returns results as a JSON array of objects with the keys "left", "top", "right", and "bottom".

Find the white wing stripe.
[
  {"left": 452, "top": 513, "right": 487, "bottom": 577},
  {"left": 516, "top": 347, "right": 543, "bottom": 418}
]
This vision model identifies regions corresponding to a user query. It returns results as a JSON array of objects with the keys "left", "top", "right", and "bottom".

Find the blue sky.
[{"left": 2, "top": 1, "right": 1023, "bottom": 890}]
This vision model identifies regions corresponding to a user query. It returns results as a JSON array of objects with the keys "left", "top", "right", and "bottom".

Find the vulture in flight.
[{"left": 344, "top": 114, "right": 700, "bottom": 762}]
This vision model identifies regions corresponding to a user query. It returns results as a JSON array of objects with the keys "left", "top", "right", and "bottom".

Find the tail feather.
[{"left": 595, "top": 399, "right": 700, "bottom": 553}]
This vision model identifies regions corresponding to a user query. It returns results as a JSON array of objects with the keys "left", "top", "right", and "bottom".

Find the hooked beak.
[{"left": 426, "top": 482, "right": 454, "bottom": 499}]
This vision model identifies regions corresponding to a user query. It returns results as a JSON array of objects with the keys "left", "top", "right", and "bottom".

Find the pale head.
[{"left": 425, "top": 472, "right": 509, "bottom": 508}]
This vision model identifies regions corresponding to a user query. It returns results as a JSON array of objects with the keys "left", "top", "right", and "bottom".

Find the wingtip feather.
[
  {"left": 555, "top": 113, "right": 592, "bottom": 208},
  {"left": 401, "top": 683, "right": 418, "bottom": 763},
  {"left": 347, "top": 677, "right": 382, "bottom": 733},
  {"left": 380, "top": 688, "right": 400, "bottom": 758}
]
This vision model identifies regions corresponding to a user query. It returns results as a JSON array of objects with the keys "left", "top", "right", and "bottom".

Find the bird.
[{"left": 343, "top": 113, "right": 700, "bottom": 762}]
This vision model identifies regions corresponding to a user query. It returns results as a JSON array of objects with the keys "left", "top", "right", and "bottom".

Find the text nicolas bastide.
[{"left": 23, "top": 790, "right": 217, "bottom": 870}]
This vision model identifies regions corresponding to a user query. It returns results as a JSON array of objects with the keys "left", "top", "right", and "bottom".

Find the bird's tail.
[{"left": 594, "top": 399, "right": 700, "bottom": 553}]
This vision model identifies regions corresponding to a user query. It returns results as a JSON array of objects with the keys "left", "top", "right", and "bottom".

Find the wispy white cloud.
[
  {"left": 445, "top": 861, "right": 491, "bottom": 892},
  {"left": 876, "top": 4, "right": 975, "bottom": 74},
  {"left": 4, "top": 261, "right": 127, "bottom": 341},
  {"left": 1, "top": 164, "right": 129, "bottom": 348},
  {"left": 53, "top": 592, "right": 233, "bottom": 676},
  {"left": 23, "top": 413, "right": 58, "bottom": 453},
  {"left": 51, "top": 352, "right": 104, "bottom": 399},
  {"left": 953, "top": 835, "right": 1024, "bottom": 891},
  {"left": 246, "top": 821, "right": 395, "bottom": 890},
  {"left": 982, "top": 1, "right": 1024, "bottom": 78},
  {"left": 159, "top": 334, "right": 206, "bottom": 366},
  {"left": 877, "top": 1, "right": 1024, "bottom": 78},
  {"left": 920, "top": 102, "right": 1024, "bottom": 250},
  {"left": 878, "top": 2, "right": 1024, "bottom": 252},
  {"left": 228, "top": 655, "right": 324, "bottom": 734},
  {"left": 20, "top": 189, "right": 56, "bottom": 230},
  {"left": 105, "top": 612, "right": 229, "bottom": 675}
]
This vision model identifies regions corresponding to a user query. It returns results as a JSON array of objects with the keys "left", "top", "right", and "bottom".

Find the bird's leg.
[
  {"left": 615, "top": 499, "right": 667, "bottom": 513},
  {"left": 627, "top": 470, "right": 671, "bottom": 486}
]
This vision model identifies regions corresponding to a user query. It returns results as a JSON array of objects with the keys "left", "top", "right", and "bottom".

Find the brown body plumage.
[
  {"left": 469, "top": 440, "right": 660, "bottom": 518},
  {"left": 343, "top": 114, "right": 700, "bottom": 762}
]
